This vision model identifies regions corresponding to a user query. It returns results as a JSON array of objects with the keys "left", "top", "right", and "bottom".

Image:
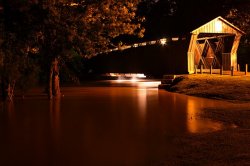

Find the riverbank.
[
  {"left": 170, "top": 74, "right": 250, "bottom": 103},
  {"left": 168, "top": 74, "right": 250, "bottom": 128},
  {"left": 165, "top": 74, "right": 250, "bottom": 165}
]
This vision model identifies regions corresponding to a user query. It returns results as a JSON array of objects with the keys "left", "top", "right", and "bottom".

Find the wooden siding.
[
  {"left": 188, "top": 16, "right": 244, "bottom": 74},
  {"left": 192, "top": 17, "right": 245, "bottom": 35},
  {"left": 188, "top": 35, "right": 196, "bottom": 73},
  {"left": 222, "top": 53, "right": 231, "bottom": 70},
  {"left": 231, "top": 36, "right": 241, "bottom": 69},
  {"left": 188, "top": 52, "right": 194, "bottom": 73},
  {"left": 188, "top": 34, "right": 196, "bottom": 52}
]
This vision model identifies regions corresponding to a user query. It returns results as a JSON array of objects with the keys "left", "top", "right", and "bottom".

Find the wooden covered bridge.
[
  {"left": 187, "top": 16, "right": 245, "bottom": 74},
  {"left": 91, "top": 16, "right": 245, "bottom": 76}
]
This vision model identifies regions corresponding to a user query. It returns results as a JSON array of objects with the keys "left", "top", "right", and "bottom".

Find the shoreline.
[
  {"left": 163, "top": 74, "right": 250, "bottom": 165},
  {"left": 170, "top": 74, "right": 250, "bottom": 103},
  {"left": 168, "top": 74, "right": 250, "bottom": 129}
]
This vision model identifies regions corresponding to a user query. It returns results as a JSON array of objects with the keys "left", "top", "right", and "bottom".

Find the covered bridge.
[
  {"left": 90, "top": 16, "right": 245, "bottom": 76},
  {"left": 187, "top": 16, "right": 245, "bottom": 74}
]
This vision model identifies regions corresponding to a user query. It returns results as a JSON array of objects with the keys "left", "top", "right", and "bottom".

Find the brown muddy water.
[{"left": 0, "top": 80, "right": 231, "bottom": 166}]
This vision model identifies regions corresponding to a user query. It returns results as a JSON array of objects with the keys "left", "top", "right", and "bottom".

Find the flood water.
[{"left": 0, "top": 80, "right": 229, "bottom": 165}]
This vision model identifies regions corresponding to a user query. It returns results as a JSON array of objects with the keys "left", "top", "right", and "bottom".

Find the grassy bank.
[
  {"left": 163, "top": 74, "right": 250, "bottom": 165},
  {"left": 170, "top": 74, "right": 250, "bottom": 103}
]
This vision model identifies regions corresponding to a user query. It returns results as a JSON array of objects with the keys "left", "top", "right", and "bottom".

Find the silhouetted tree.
[
  {"left": 0, "top": 0, "right": 40, "bottom": 101},
  {"left": 226, "top": 1, "right": 250, "bottom": 35},
  {"left": 1, "top": 0, "right": 144, "bottom": 99},
  {"left": 225, "top": 0, "right": 250, "bottom": 65}
]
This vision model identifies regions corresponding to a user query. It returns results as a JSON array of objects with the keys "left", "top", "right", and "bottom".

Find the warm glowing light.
[
  {"left": 172, "top": 37, "right": 179, "bottom": 41},
  {"left": 215, "top": 20, "right": 222, "bottom": 32},
  {"left": 137, "top": 81, "right": 161, "bottom": 88},
  {"left": 108, "top": 73, "right": 146, "bottom": 79},
  {"left": 135, "top": 74, "right": 146, "bottom": 78},
  {"left": 137, "top": 88, "right": 147, "bottom": 120},
  {"left": 70, "top": 3, "right": 78, "bottom": 6},
  {"left": 116, "top": 76, "right": 125, "bottom": 82},
  {"left": 133, "top": 44, "right": 138, "bottom": 48},
  {"left": 116, "top": 76, "right": 137, "bottom": 83},
  {"left": 186, "top": 97, "right": 223, "bottom": 133},
  {"left": 30, "top": 47, "right": 39, "bottom": 54},
  {"left": 109, "top": 73, "right": 116, "bottom": 77},
  {"left": 160, "top": 38, "right": 167, "bottom": 45},
  {"left": 130, "top": 77, "right": 138, "bottom": 82},
  {"left": 149, "top": 41, "right": 156, "bottom": 45}
]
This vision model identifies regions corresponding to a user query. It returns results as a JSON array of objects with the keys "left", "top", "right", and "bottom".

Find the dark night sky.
[{"left": 138, "top": 0, "right": 245, "bottom": 40}]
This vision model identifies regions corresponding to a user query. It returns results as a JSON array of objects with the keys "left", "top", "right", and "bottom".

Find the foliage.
[
  {"left": 19, "top": 0, "right": 145, "bottom": 59},
  {"left": 59, "top": 52, "right": 86, "bottom": 84},
  {"left": 226, "top": 1, "right": 250, "bottom": 35},
  {"left": 0, "top": 32, "right": 40, "bottom": 96},
  {"left": 0, "top": 0, "right": 41, "bottom": 100},
  {"left": 225, "top": 1, "right": 250, "bottom": 64},
  {"left": 0, "top": 0, "right": 145, "bottom": 98}
]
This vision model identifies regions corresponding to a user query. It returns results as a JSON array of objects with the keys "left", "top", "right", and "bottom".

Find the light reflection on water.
[
  {"left": 186, "top": 98, "right": 223, "bottom": 133},
  {"left": 0, "top": 81, "right": 231, "bottom": 165}
]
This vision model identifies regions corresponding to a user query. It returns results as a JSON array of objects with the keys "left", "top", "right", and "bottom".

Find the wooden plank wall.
[
  {"left": 192, "top": 19, "right": 240, "bottom": 35},
  {"left": 188, "top": 35, "right": 197, "bottom": 73},
  {"left": 188, "top": 17, "right": 243, "bottom": 73}
]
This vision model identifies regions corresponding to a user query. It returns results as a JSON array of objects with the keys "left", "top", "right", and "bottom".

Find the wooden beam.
[
  {"left": 195, "top": 41, "right": 207, "bottom": 68},
  {"left": 206, "top": 39, "right": 221, "bottom": 67},
  {"left": 197, "top": 34, "right": 235, "bottom": 41}
]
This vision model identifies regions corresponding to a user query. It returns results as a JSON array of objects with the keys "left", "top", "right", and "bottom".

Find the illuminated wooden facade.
[{"left": 188, "top": 16, "right": 245, "bottom": 74}]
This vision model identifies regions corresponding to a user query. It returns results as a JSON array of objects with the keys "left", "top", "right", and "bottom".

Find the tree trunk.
[
  {"left": 7, "top": 82, "right": 15, "bottom": 101},
  {"left": 53, "top": 58, "right": 60, "bottom": 98},
  {"left": 49, "top": 64, "right": 53, "bottom": 99},
  {"left": 1, "top": 78, "right": 7, "bottom": 101},
  {"left": 1, "top": 81, "right": 15, "bottom": 101},
  {"left": 48, "top": 58, "right": 61, "bottom": 99}
]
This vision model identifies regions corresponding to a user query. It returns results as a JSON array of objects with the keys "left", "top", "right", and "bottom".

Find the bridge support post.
[
  {"left": 220, "top": 65, "right": 223, "bottom": 75},
  {"left": 231, "top": 66, "right": 234, "bottom": 76},
  {"left": 200, "top": 65, "right": 203, "bottom": 74},
  {"left": 246, "top": 64, "right": 248, "bottom": 75}
]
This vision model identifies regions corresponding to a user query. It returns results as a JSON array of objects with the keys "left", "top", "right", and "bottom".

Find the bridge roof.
[{"left": 191, "top": 16, "right": 245, "bottom": 35}]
